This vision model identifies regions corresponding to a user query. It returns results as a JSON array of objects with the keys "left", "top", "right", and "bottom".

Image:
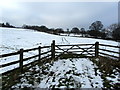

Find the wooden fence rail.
[
  {"left": 99, "top": 44, "right": 120, "bottom": 60},
  {"left": 0, "top": 46, "right": 51, "bottom": 75}
]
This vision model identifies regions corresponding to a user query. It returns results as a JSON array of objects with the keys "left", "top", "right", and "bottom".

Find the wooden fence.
[
  {"left": 0, "top": 40, "right": 120, "bottom": 75},
  {"left": 1, "top": 40, "right": 120, "bottom": 75},
  {"left": 1, "top": 46, "right": 51, "bottom": 75},
  {"left": 0, "top": 40, "right": 120, "bottom": 89}
]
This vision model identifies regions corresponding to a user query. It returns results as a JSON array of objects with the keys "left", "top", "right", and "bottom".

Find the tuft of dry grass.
[
  {"left": 91, "top": 56, "right": 120, "bottom": 75},
  {"left": 90, "top": 56, "right": 120, "bottom": 89}
]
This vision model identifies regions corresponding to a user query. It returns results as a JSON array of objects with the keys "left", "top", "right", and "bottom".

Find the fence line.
[
  {"left": 1, "top": 46, "right": 51, "bottom": 75},
  {"left": 1, "top": 41, "right": 120, "bottom": 75}
]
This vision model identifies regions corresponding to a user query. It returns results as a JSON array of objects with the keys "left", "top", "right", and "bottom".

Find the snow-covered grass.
[
  {"left": 12, "top": 58, "right": 103, "bottom": 88},
  {"left": 1, "top": 27, "right": 119, "bottom": 54},
  {"left": 11, "top": 57, "right": 120, "bottom": 89}
]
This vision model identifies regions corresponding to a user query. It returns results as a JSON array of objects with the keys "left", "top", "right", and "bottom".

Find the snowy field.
[
  {"left": 0, "top": 27, "right": 119, "bottom": 74},
  {"left": 1, "top": 27, "right": 119, "bottom": 54}
]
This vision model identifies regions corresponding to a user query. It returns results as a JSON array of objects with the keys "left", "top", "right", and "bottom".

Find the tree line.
[
  {"left": 0, "top": 21, "right": 120, "bottom": 41},
  {"left": 0, "top": 22, "right": 15, "bottom": 28}
]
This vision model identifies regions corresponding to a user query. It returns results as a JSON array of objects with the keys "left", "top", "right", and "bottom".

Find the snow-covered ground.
[
  {"left": 12, "top": 58, "right": 103, "bottom": 88},
  {"left": 12, "top": 58, "right": 119, "bottom": 89},
  {"left": 0, "top": 27, "right": 119, "bottom": 74},
  {"left": 38, "top": 58, "right": 103, "bottom": 88},
  {"left": 1, "top": 27, "right": 119, "bottom": 54}
]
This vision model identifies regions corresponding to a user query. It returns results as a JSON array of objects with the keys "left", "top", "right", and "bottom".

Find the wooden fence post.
[
  {"left": 38, "top": 46, "right": 41, "bottom": 63},
  {"left": 118, "top": 41, "right": 120, "bottom": 60},
  {"left": 51, "top": 40, "right": 55, "bottom": 60},
  {"left": 19, "top": 49, "right": 23, "bottom": 73},
  {"left": 95, "top": 42, "right": 99, "bottom": 58}
]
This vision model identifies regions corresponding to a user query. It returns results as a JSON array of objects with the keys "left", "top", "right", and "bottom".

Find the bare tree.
[
  {"left": 107, "top": 23, "right": 119, "bottom": 39},
  {"left": 108, "top": 23, "right": 119, "bottom": 31}
]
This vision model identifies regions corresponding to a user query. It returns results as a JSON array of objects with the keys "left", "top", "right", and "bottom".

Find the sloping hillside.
[{"left": 1, "top": 27, "right": 118, "bottom": 54}]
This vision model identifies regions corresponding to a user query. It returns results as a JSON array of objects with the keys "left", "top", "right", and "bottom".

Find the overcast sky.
[{"left": 0, "top": 0, "right": 118, "bottom": 30}]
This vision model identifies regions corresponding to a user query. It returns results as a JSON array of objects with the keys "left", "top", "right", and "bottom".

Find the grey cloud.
[{"left": 0, "top": 2, "right": 118, "bottom": 29}]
